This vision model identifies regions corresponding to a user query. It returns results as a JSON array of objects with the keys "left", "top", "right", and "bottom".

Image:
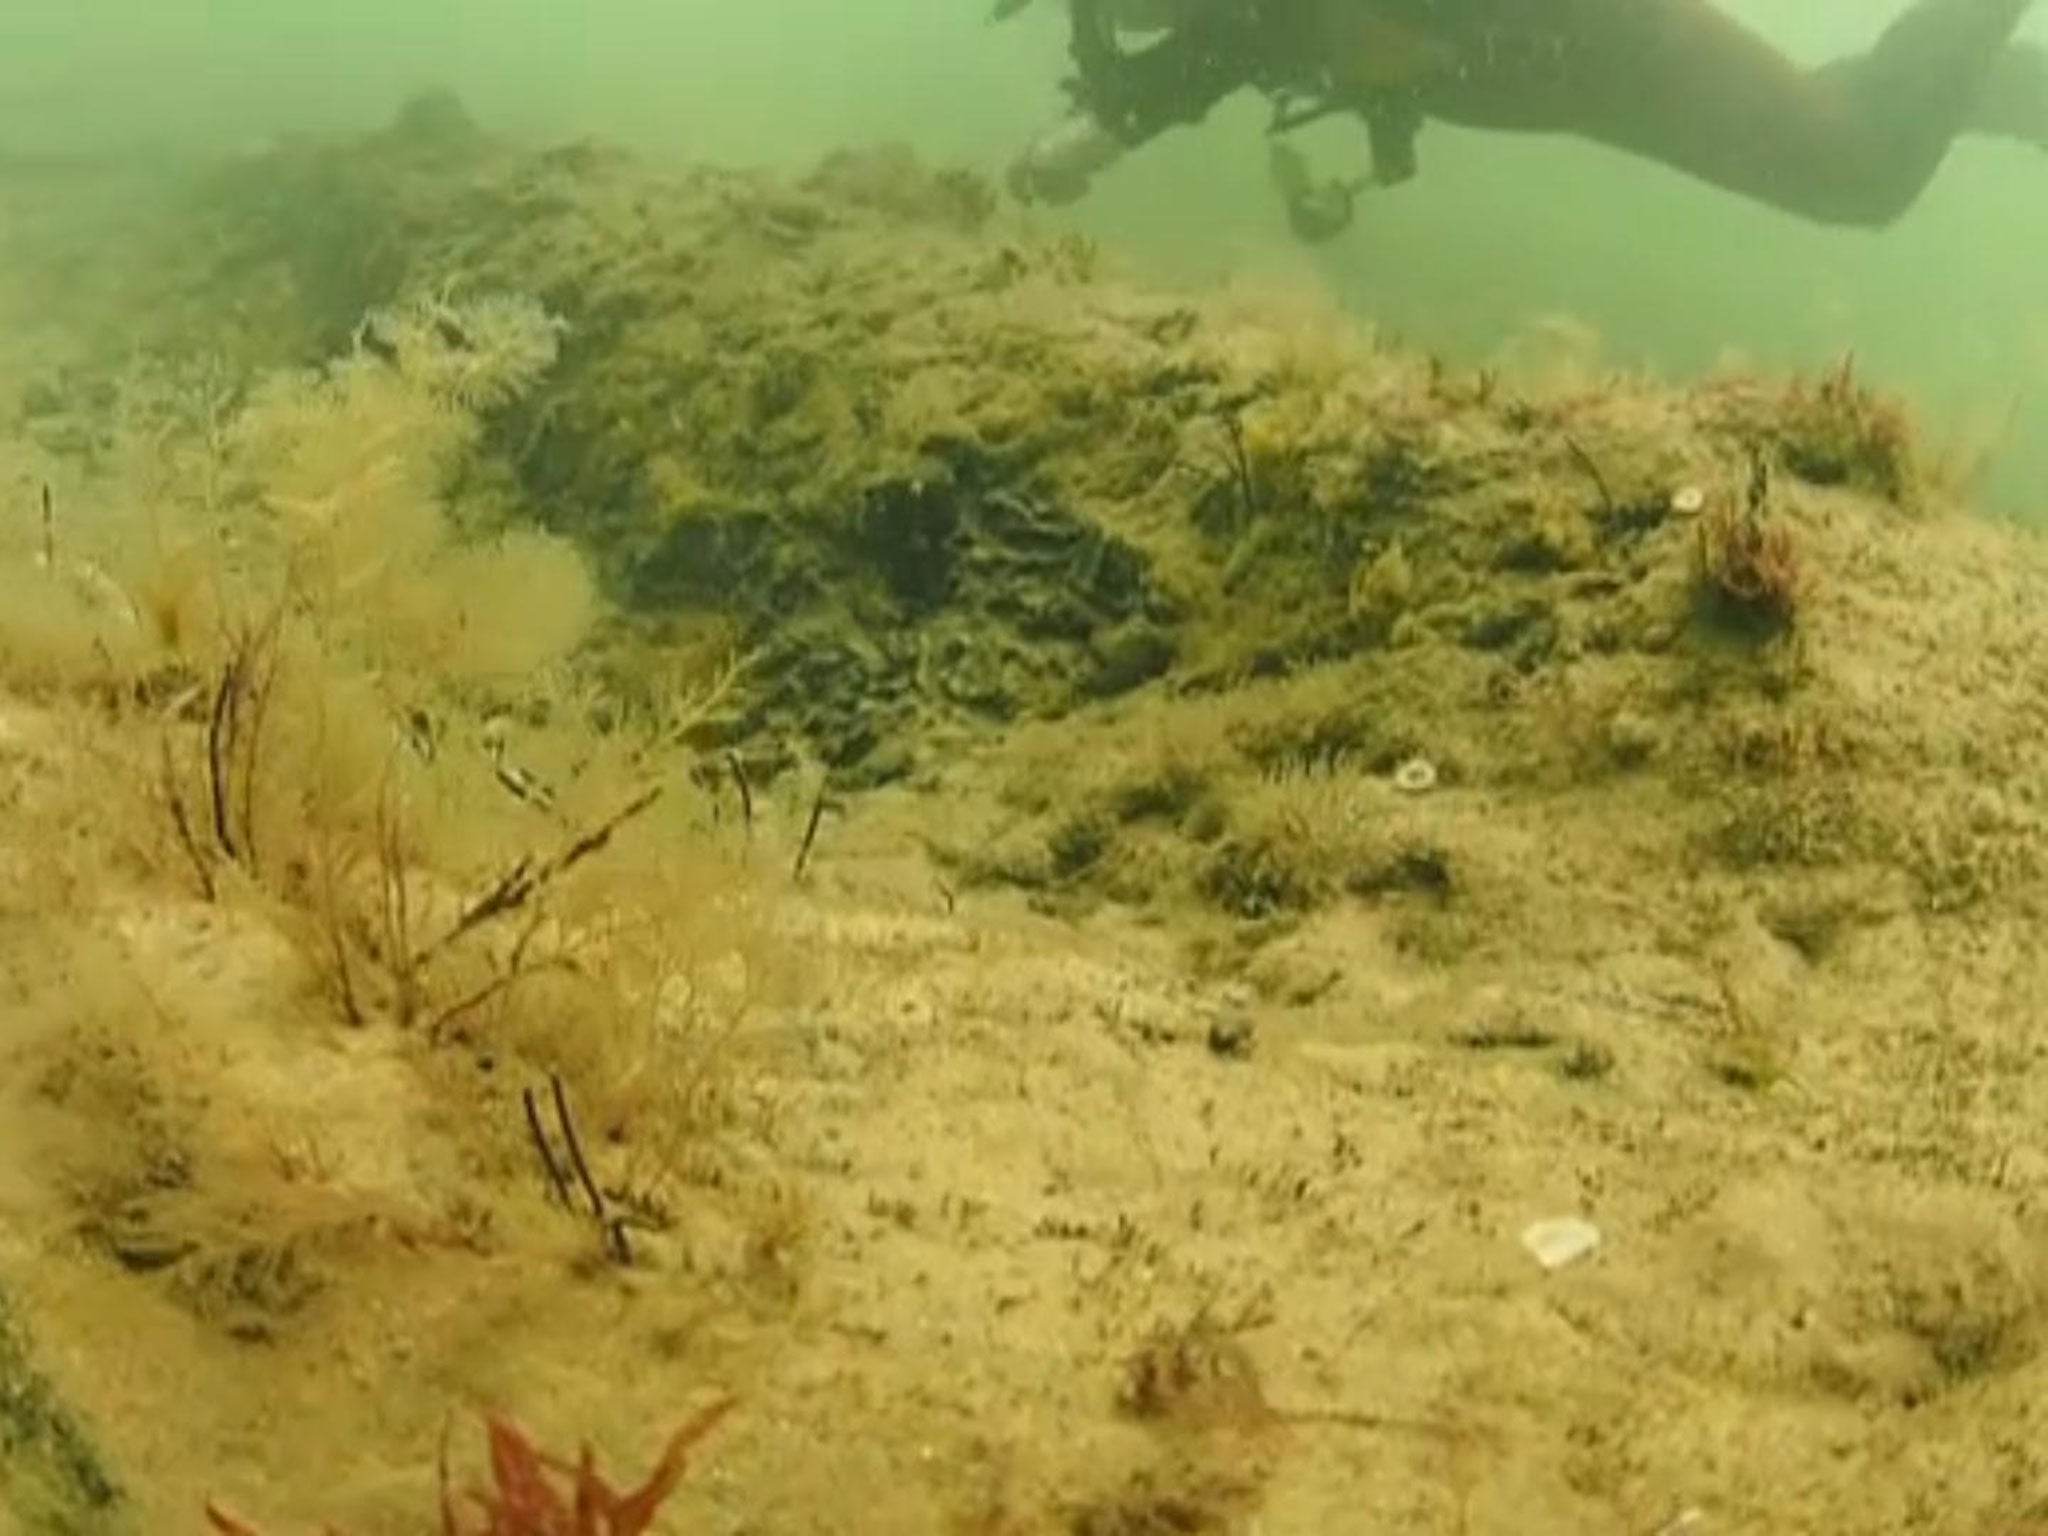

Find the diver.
[{"left": 1002, "top": 0, "right": 2048, "bottom": 238}]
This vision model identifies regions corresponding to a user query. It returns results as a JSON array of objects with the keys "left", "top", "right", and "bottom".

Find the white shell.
[
  {"left": 1669, "top": 484, "right": 1707, "bottom": 515},
  {"left": 1392, "top": 756, "right": 1438, "bottom": 794},
  {"left": 1520, "top": 1216, "right": 1602, "bottom": 1271}
]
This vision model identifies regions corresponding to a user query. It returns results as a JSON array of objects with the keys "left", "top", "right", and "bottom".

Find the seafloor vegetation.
[{"left": 4, "top": 96, "right": 2048, "bottom": 1536}]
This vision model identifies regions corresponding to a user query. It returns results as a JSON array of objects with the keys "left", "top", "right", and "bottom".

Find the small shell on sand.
[
  {"left": 1392, "top": 756, "right": 1438, "bottom": 794},
  {"left": 1520, "top": 1216, "right": 1602, "bottom": 1271}
]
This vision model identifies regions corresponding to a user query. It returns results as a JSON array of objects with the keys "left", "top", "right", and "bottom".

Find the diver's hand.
[{"left": 1006, "top": 117, "right": 1125, "bottom": 205}]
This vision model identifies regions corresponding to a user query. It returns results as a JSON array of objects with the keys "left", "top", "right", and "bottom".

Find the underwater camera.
[{"left": 1001, "top": 0, "right": 1421, "bottom": 242}]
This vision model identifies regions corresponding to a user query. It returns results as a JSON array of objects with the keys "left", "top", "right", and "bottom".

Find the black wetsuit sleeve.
[{"left": 1065, "top": 0, "right": 1263, "bottom": 142}]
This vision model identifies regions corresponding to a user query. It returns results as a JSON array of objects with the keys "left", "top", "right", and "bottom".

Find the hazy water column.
[{"left": 1, "top": 1, "right": 2043, "bottom": 514}]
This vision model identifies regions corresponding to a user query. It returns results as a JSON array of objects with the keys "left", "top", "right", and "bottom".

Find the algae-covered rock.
[
  {"left": 34, "top": 102, "right": 2027, "bottom": 935},
  {"left": 87, "top": 107, "right": 1726, "bottom": 784}
]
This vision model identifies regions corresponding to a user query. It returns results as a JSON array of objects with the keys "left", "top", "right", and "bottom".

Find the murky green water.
[{"left": 4, "top": 1, "right": 2044, "bottom": 511}]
